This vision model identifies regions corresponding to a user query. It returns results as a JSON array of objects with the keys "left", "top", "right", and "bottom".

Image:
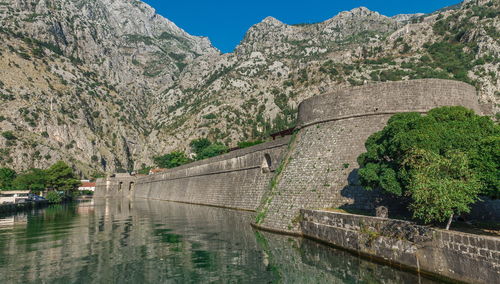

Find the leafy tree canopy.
[
  {"left": 358, "top": 106, "right": 499, "bottom": 200},
  {"left": 45, "top": 161, "right": 81, "bottom": 192},
  {"left": 153, "top": 151, "right": 191, "bottom": 169},
  {"left": 196, "top": 142, "right": 229, "bottom": 160},
  {"left": 403, "top": 149, "right": 480, "bottom": 227},
  {"left": 0, "top": 168, "right": 17, "bottom": 190},
  {"left": 12, "top": 168, "right": 48, "bottom": 191}
]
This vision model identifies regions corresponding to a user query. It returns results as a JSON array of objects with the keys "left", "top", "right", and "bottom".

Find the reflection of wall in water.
[
  {"left": 0, "top": 199, "right": 274, "bottom": 283},
  {"left": 255, "top": 231, "right": 439, "bottom": 284}
]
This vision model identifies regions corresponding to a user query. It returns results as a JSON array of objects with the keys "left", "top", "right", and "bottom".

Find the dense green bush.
[
  {"left": 137, "top": 166, "right": 153, "bottom": 175},
  {"left": 357, "top": 106, "right": 499, "bottom": 225},
  {"left": 46, "top": 191, "right": 62, "bottom": 204},
  {"left": 404, "top": 149, "right": 481, "bottom": 228},
  {"left": 189, "top": 138, "right": 229, "bottom": 160},
  {"left": 189, "top": 138, "right": 212, "bottom": 157}
]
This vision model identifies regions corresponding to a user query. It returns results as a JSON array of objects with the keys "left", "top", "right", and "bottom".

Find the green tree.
[
  {"left": 45, "top": 161, "right": 81, "bottom": 193},
  {"left": 0, "top": 168, "right": 16, "bottom": 190},
  {"left": 403, "top": 149, "right": 480, "bottom": 229},
  {"left": 196, "top": 142, "right": 229, "bottom": 160},
  {"left": 12, "top": 168, "right": 48, "bottom": 191},
  {"left": 153, "top": 151, "right": 191, "bottom": 169},
  {"left": 357, "top": 106, "right": 499, "bottom": 226}
]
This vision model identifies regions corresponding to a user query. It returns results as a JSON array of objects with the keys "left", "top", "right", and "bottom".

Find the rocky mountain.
[
  {"left": 0, "top": 0, "right": 217, "bottom": 175},
  {"left": 0, "top": 0, "right": 498, "bottom": 177}
]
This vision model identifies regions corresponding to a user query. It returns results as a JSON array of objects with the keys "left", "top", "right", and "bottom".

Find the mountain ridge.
[{"left": 0, "top": 0, "right": 498, "bottom": 177}]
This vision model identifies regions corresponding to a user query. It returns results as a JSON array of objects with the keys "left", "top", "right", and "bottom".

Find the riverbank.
[{"left": 0, "top": 201, "right": 49, "bottom": 214}]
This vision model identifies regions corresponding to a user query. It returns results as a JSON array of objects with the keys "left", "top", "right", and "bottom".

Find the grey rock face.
[{"left": 0, "top": 0, "right": 498, "bottom": 176}]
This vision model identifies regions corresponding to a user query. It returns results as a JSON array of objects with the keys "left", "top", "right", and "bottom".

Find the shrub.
[
  {"left": 190, "top": 138, "right": 212, "bottom": 156},
  {"left": 12, "top": 168, "right": 47, "bottom": 191},
  {"left": 2, "top": 131, "right": 16, "bottom": 140},
  {"left": 137, "top": 166, "right": 153, "bottom": 175},
  {"left": 202, "top": 113, "right": 216, "bottom": 120},
  {"left": 237, "top": 140, "right": 264, "bottom": 149}
]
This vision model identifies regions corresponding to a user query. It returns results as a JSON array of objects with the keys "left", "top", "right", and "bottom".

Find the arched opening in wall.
[
  {"left": 118, "top": 182, "right": 123, "bottom": 191},
  {"left": 261, "top": 153, "right": 272, "bottom": 173},
  {"left": 129, "top": 182, "right": 135, "bottom": 192}
]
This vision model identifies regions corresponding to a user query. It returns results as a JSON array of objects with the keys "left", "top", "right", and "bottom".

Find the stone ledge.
[{"left": 300, "top": 209, "right": 500, "bottom": 284}]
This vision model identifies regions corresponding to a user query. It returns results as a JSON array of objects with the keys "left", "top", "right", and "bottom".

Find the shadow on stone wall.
[
  {"left": 337, "top": 168, "right": 411, "bottom": 218},
  {"left": 338, "top": 168, "right": 500, "bottom": 222}
]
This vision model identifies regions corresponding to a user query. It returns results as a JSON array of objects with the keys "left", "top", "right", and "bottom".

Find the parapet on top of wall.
[
  {"left": 297, "top": 79, "right": 480, "bottom": 128},
  {"left": 146, "top": 136, "right": 289, "bottom": 178}
]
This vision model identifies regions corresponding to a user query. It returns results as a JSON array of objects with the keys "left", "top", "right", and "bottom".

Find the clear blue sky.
[{"left": 143, "top": 0, "right": 462, "bottom": 53}]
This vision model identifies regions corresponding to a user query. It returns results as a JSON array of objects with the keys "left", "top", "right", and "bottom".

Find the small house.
[
  {"left": 78, "top": 182, "right": 96, "bottom": 192},
  {"left": 0, "top": 190, "right": 30, "bottom": 204}
]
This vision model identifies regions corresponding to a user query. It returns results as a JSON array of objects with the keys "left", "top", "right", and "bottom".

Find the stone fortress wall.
[
  {"left": 94, "top": 79, "right": 499, "bottom": 283},
  {"left": 96, "top": 137, "right": 290, "bottom": 211},
  {"left": 254, "top": 79, "right": 482, "bottom": 233},
  {"left": 97, "top": 79, "right": 484, "bottom": 221}
]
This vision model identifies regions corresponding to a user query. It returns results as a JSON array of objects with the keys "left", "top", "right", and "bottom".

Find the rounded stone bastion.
[
  {"left": 255, "top": 79, "right": 481, "bottom": 234},
  {"left": 296, "top": 79, "right": 481, "bottom": 128}
]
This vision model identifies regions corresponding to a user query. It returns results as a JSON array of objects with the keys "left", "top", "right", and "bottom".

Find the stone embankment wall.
[
  {"left": 96, "top": 137, "right": 290, "bottom": 211},
  {"left": 255, "top": 79, "right": 481, "bottom": 233},
  {"left": 300, "top": 209, "right": 500, "bottom": 284}
]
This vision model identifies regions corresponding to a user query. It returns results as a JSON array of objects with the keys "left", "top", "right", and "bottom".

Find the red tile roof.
[{"left": 80, "top": 182, "right": 96, "bottom": 187}]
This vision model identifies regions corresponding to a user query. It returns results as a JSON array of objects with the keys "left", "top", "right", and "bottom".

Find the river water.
[{"left": 0, "top": 198, "right": 444, "bottom": 283}]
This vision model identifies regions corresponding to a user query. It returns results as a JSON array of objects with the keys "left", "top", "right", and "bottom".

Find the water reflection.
[{"left": 0, "top": 199, "right": 443, "bottom": 283}]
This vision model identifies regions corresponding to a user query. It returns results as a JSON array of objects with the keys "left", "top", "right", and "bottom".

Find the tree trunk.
[{"left": 445, "top": 213, "right": 454, "bottom": 230}]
